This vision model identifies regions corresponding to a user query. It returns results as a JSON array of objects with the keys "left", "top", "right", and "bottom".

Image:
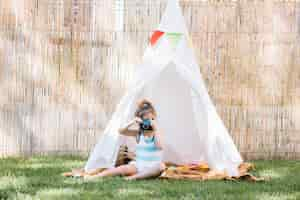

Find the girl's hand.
[
  {"left": 150, "top": 119, "right": 158, "bottom": 131},
  {"left": 134, "top": 117, "right": 143, "bottom": 124}
]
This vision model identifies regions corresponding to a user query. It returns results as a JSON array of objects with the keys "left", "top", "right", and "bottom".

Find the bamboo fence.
[{"left": 0, "top": 0, "right": 299, "bottom": 159}]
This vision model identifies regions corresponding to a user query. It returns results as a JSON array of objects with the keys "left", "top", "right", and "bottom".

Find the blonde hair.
[{"left": 134, "top": 99, "right": 157, "bottom": 118}]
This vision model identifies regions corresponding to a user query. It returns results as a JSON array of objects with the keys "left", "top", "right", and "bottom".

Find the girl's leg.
[
  {"left": 84, "top": 164, "right": 137, "bottom": 180},
  {"left": 125, "top": 163, "right": 165, "bottom": 180}
]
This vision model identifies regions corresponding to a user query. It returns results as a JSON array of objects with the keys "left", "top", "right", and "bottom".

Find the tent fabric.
[
  {"left": 157, "top": 0, "right": 189, "bottom": 34},
  {"left": 84, "top": 0, "right": 243, "bottom": 177}
]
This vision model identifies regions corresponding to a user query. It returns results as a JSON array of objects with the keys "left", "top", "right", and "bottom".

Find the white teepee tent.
[{"left": 85, "top": 0, "right": 243, "bottom": 176}]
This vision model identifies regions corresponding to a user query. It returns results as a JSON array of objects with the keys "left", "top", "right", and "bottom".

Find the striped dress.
[{"left": 133, "top": 132, "right": 163, "bottom": 172}]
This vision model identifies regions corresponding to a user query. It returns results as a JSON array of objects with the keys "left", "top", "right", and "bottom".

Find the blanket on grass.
[{"left": 62, "top": 162, "right": 265, "bottom": 182}]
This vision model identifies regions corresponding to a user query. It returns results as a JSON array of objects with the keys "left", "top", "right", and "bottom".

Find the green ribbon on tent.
[{"left": 166, "top": 33, "right": 183, "bottom": 49}]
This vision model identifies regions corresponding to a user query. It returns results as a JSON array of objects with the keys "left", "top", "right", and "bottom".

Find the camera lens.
[
  {"left": 141, "top": 119, "right": 151, "bottom": 130},
  {"left": 142, "top": 124, "right": 150, "bottom": 129}
]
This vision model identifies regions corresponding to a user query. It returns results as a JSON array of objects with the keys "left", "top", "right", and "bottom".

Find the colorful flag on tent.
[
  {"left": 150, "top": 31, "right": 165, "bottom": 46},
  {"left": 166, "top": 33, "right": 183, "bottom": 49}
]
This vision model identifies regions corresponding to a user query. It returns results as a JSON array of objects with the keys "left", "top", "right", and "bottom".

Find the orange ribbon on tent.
[{"left": 150, "top": 30, "right": 165, "bottom": 46}]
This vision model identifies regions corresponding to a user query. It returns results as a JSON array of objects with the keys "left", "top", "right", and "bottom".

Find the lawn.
[{"left": 0, "top": 156, "right": 299, "bottom": 200}]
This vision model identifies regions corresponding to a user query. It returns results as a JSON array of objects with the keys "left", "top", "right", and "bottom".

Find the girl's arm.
[
  {"left": 154, "top": 132, "right": 163, "bottom": 150},
  {"left": 118, "top": 117, "right": 141, "bottom": 137},
  {"left": 151, "top": 120, "right": 163, "bottom": 149}
]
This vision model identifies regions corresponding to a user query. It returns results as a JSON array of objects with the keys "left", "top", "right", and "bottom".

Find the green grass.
[{"left": 0, "top": 156, "right": 299, "bottom": 200}]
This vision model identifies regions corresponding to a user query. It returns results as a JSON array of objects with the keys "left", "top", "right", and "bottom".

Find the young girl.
[{"left": 84, "top": 99, "right": 165, "bottom": 180}]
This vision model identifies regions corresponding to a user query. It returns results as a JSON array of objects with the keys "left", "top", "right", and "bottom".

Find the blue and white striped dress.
[{"left": 132, "top": 133, "right": 163, "bottom": 172}]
